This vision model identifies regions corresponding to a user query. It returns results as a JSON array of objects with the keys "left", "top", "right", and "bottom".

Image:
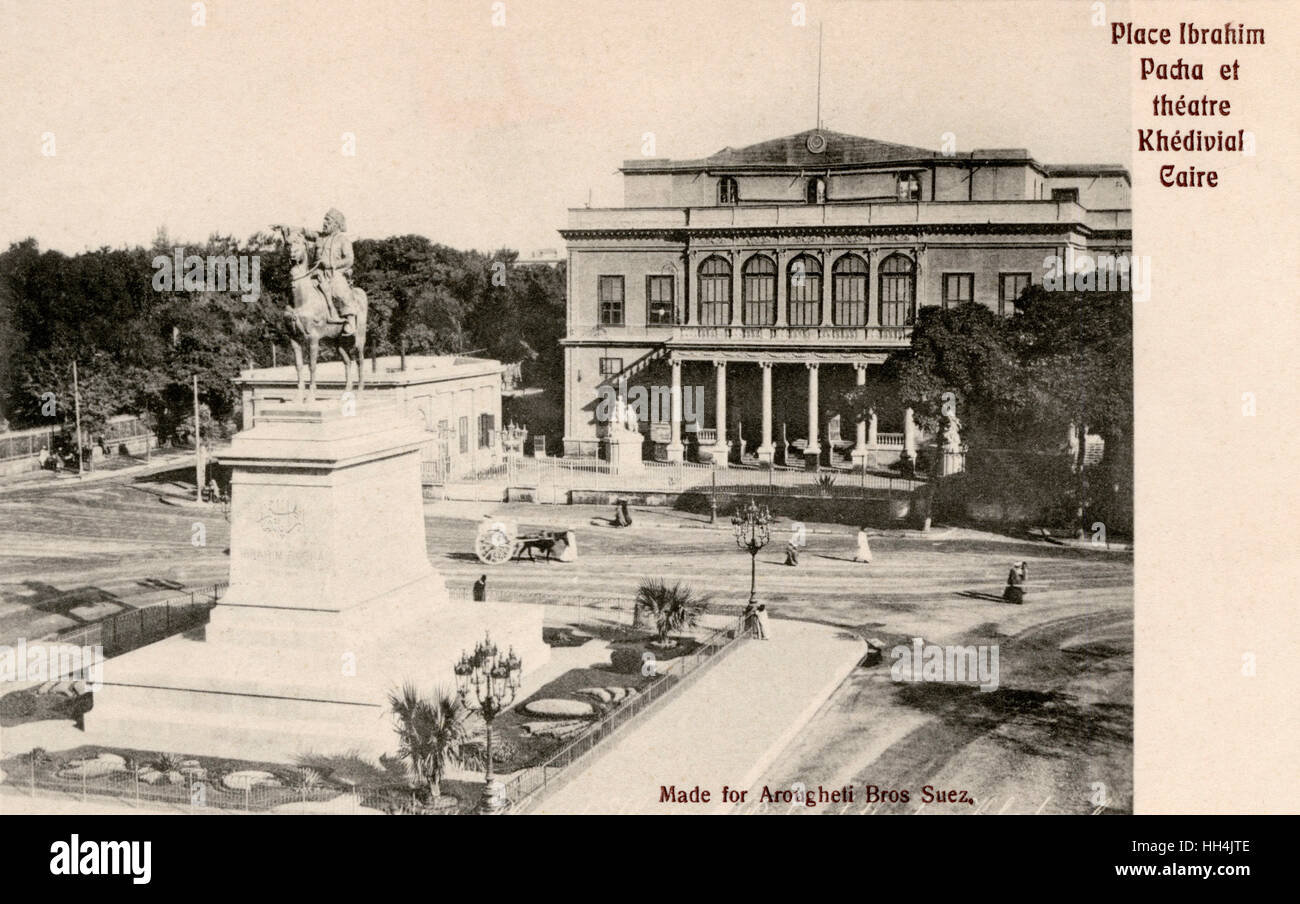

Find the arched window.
[
  {"left": 787, "top": 254, "right": 822, "bottom": 326},
  {"left": 742, "top": 254, "right": 777, "bottom": 325},
  {"left": 806, "top": 177, "right": 827, "bottom": 204},
  {"left": 878, "top": 254, "right": 916, "bottom": 326},
  {"left": 832, "top": 254, "right": 868, "bottom": 326},
  {"left": 718, "top": 177, "right": 739, "bottom": 205},
  {"left": 697, "top": 256, "right": 732, "bottom": 325}
]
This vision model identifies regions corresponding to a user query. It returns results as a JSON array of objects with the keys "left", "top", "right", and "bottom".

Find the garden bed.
[
  {"left": 0, "top": 744, "right": 474, "bottom": 814},
  {"left": 488, "top": 627, "right": 704, "bottom": 774}
]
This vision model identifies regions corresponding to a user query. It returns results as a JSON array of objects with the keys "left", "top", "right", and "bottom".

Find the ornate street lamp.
[
  {"left": 731, "top": 498, "right": 773, "bottom": 606},
  {"left": 454, "top": 633, "right": 522, "bottom": 814}
]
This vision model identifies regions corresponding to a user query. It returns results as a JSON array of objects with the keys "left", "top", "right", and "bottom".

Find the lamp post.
[
  {"left": 731, "top": 498, "right": 772, "bottom": 606},
  {"left": 455, "top": 633, "right": 521, "bottom": 814}
]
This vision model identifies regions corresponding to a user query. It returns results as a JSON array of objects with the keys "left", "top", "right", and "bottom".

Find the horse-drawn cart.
[
  {"left": 474, "top": 519, "right": 565, "bottom": 564},
  {"left": 473, "top": 520, "right": 574, "bottom": 561}
]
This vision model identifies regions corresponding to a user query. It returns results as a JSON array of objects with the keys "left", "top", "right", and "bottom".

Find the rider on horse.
[{"left": 303, "top": 208, "right": 358, "bottom": 336}]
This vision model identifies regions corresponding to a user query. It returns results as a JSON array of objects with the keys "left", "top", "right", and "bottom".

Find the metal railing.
[
  {"left": 567, "top": 200, "right": 1132, "bottom": 232},
  {"left": 2, "top": 765, "right": 455, "bottom": 814},
  {"left": 446, "top": 585, "right": 748, "bottom": 620},
  {"left": 496, "top": 453, "right": 922, "bottom": 501},
  {"left": 501, "top": 614, "right": 752, "bottom": 813},
  {"left": 37, "top": 583, "right": 227, "bottom": 658},
  {"left": 0, "top": 426, "right": 60, "bottom": 463},
  {"left": 670, "top": 324, "right": 912, "bottom": 345}
]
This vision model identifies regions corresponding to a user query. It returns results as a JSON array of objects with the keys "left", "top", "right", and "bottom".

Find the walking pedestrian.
[
  {"left": 854, "top": 526, "right": 873, "bottom": 563},
  {"left": 1003, "top": 561, "right": 1027, "bottom": 605},
  {"left": 784, "top": 538, "right": 800, "bottom": 566},
  {"left": 613, "top": 498, "right": 632, "bottom": 527}
]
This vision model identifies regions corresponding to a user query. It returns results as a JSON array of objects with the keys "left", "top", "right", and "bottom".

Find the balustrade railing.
[{"left": 670, "top": 324, "right": 911, "bottom": 344}]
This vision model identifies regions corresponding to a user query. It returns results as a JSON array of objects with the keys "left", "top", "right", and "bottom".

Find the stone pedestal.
[
  {"left": 938, "top": 446, "right": 966, "bottom": 476},
  {"left": 87, "top": 400, "right": 547, "bottom": 764},
  {"left": 604, "top": 427, "right": 645, "bottom": 473}
]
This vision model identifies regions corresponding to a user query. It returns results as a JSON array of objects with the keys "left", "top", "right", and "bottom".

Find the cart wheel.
[{"left": 476, "top": 524, "right": 515, "bottom": 564}]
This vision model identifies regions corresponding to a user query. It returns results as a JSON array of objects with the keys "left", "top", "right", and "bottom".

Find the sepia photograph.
[{"left": 0, "top": 0, "right": 1292, "bottom": 884}]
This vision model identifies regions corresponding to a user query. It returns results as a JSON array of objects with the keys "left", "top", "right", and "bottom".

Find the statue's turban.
[{"left": 325, "top": 208, "right": 347, "bottom": 231}]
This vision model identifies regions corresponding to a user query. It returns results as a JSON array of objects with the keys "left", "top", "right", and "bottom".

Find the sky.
[{"left": 0, "top": 0, "right": 1130, "bottom": 255}]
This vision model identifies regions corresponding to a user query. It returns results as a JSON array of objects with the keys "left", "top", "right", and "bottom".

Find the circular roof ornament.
[{"left": 806, "top": 131, "right": 827, "bottom": 154}]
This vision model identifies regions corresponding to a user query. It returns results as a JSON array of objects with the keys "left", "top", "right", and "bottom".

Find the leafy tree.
[
  {"left": 829, "top": 291, "right": 1132, "bottom": 531},
  {"left": 0, "top": 232, "right": 569, "bottom": 446},
  {"left": 832, "top": 302, "right": 1029, "bottom": 447},
  {"left": 1012, "top": 286, "right": 1132, "bottom": 451},
  {"left": 1012, "top": 286, "right": 1133, "bottom": 533}
]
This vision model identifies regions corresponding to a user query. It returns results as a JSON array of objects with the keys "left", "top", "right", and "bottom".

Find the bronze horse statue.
[{"left": 276, "top": 226, "right": 367, "bottom": 403}]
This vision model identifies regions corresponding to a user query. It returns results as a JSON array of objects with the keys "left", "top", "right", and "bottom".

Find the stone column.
[
  {"left": 712, "top": 360, "right": 729, "bottom": 467},
  {"left": 667, "top": 356, "right": 684, "bottom": 462},
  {"left": 851, "top": 363, "right": 869, "bottom": 471},
  {"left": 757, "top": 361, "right": 774, "bottom": 466},
  {"left": 804, "top": 363, "right": 821, "bottom": 471},
  {"left": 903, "top": 406, "right": 917, "bottom": 462}
]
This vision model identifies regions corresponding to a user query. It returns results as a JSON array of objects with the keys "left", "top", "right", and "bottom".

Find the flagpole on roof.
[{"left": 816, "top": 21, "right": 823, "bottom": 130}]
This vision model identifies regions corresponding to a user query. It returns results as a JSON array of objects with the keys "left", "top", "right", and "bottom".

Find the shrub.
[
  {"left": 633, "top": 579, "right": 709, "bottom": 643},
  {"left": 461, "top": 737, "right": 521, "bottom": 773},
  {"left": 387, "top": 684, "right": 467, "bottom": 800},
  {"left": 610, "top": 647, "right": 647, "bottom": 674}
]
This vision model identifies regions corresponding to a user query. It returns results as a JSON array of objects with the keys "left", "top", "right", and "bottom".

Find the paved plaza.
[{"left": 0, "top": 472, "right": 1132, "bottom": 813}]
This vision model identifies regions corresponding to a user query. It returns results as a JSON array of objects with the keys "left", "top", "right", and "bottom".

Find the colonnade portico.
[{"left": 663, "top": 350, "right": 888, "bottom": 469}]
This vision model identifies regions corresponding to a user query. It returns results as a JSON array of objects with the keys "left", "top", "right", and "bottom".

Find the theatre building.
[{"left": 559, "top": 129, "right": 1130, "bottom": 467}]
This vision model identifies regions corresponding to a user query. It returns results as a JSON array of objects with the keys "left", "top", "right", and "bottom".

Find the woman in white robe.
[{"left": 854, "top": 527, "right": 873, "bottom": 563}]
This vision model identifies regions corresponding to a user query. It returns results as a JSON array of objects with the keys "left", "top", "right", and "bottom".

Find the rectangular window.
[
  {"left": 598, "top": 276, "right": 624, "bottom": 326},
  {"left": 599, "top": 357, "right": 622, "bottom": 376},
  {"left": 478, "top": 413, "right": 494, "bottom": 449},
  {"left": 1051, "top": 188, "right": 1080, "bottom": 203},
  {"left": 458, "top": 416, "right": 469, "bottom": 454},
  {"left": 897, "top": 173, "right": 921, "bottom": 201},
  {"left": 742, "top": 272, "right": 776, "bottom": 326},
  {"left": 942, "top": 273, "right": 973, "bottom": 309},
  {"left": 998, "top": 272, "right": 1032, "bottom": 316},
  {"left": 787, "top": 260, "right": 822, "bottom": 326},
  {"left": 646, "top": 275, "right": 674, "bottom": 326}
]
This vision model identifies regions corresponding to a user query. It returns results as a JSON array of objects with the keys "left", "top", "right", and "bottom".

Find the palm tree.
[
  {"left": 634, "top": 579, "right": 709, "bottom": 644},
  {"left": 388, "top": 683, "right": 467, "bottom": 801}
]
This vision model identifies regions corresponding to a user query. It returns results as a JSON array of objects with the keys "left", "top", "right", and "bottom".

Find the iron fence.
[
  {"left": 446, "top": 585, "right": 748, "bottom": 620},
  {"left": 39, "top": 583, "right": 227, "bottom": 659},
  {"left": 493, "top": 453, "right": 923, "bottom": 504},
  {"left": 0, "top": 426, "right": 60, "bottom": 463},
  {"left": 1, "top": 766, "right": 456, "bottom": 814}
]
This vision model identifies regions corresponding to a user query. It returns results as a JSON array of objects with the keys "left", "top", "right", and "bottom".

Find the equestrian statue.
[{"left": 273, "top": 208, "right": 367, "bottom": 402}]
